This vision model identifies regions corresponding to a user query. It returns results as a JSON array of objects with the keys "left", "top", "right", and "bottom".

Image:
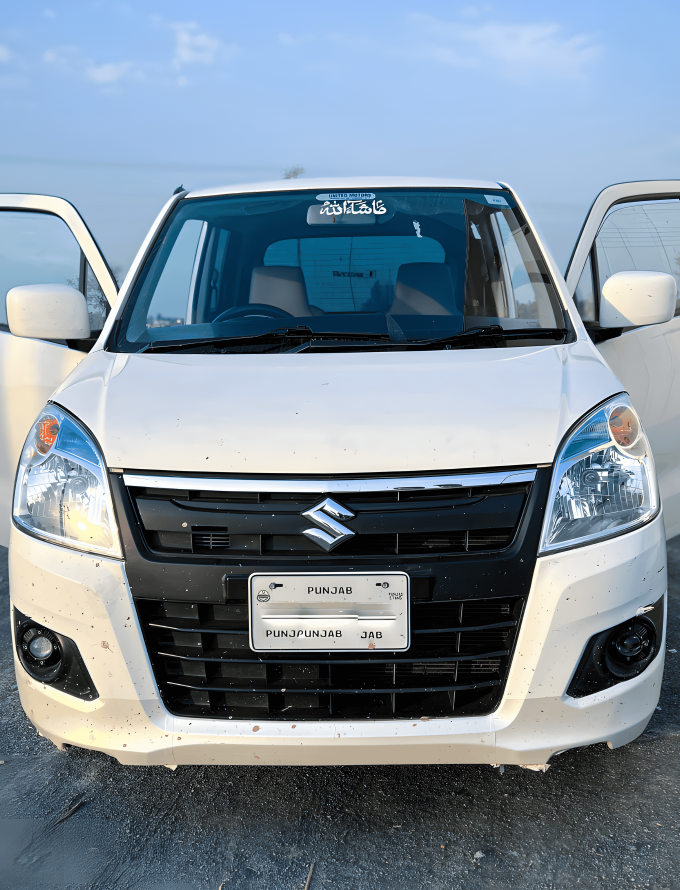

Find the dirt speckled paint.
[{"left": 0, "top": 542, "right": 678, "bottom": 889}]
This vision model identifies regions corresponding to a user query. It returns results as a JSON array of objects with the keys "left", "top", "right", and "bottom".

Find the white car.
[{"left": 0, "top": 177, "right": 676, "bottom": 768}]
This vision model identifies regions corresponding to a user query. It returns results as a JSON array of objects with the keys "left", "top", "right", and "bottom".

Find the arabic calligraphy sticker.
[{"left": 307, "top": 197, "right": 387, "bottom": 225}]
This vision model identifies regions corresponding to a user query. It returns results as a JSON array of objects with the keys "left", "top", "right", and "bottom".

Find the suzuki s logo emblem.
[{"left": 302, "top": 497, "right": 356, "bottom": 552}]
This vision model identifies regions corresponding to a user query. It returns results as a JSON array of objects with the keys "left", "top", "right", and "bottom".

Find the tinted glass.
[
  {"left": 574, "top": 253, "right": 596, "bottom": 321},
  {"left": 0, "top": 211, "right": 81, "bottom": 327},
  {"left": 596, "top": 199, "right": 680, "bottom": 315},
  {"left": 115, "top": 189, "right": 564, "bottom": 351}
]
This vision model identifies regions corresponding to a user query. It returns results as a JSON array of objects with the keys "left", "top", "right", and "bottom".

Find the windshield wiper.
[
  {"left": 290, "top": 325, "right": 568, "bottom": 353},
  {"left": 408, "top": 326, "right": 568, "bottom": 349},
  {"left": 136, "top": 326, "right": 393, "bottom": 354}
]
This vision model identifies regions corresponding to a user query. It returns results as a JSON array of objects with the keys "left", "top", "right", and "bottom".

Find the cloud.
[
  {"left": 278, "top": 33, "right": 315, "bottom": 47},
  {"left": 411, "top": 14, "right": 600, "bottom": 82},
  {"left": 0, "top": 45, "right": 11, "bottom": 63},
  {"left": 40, "top": 18, "right": 237, "bottom": 91},
  {"left": 170, "top": 21, "right": 235, "bottom": 69},
  {"left": 85, "top": 61, "right": 139, "bottom": 85},
  {"left": 43, "top": 46, "right": 81, "bottom": 72},
  {"left": 44, "top": 46, "right": 144, "bottom": 86}
]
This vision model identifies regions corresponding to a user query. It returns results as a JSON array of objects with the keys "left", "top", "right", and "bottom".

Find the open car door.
[
  {"left": 566, "top": 180, "right": 680, "bottom": 538},
  {"left": 0, "top": 195, "right": 117, "bottom": 546}
]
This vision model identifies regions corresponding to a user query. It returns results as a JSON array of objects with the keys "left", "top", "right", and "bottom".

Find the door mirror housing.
[
  {"left": 600, "top": 271, "right": 677, "bottom": 328},
  {"left": 6, "top": 284, "right": 91, "bottom": 340}
]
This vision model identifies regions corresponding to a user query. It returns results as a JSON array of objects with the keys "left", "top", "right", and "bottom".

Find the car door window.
[
  {"left": 0, "top": 210, "right": 108, "bottom": 335},
  {"left": 575, "top": 200, "right": 680, "bottom": 321},
  {"left": 573, "top": 253, "right": 596, "bottom": 321}
]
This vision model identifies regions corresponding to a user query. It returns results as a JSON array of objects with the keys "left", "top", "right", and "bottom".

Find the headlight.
[
  {"left": 13, "top": 405, "right": 122, "bottom": 558},
  {"left": 539, "top": 395, "right": 659, "bottom": 553}
]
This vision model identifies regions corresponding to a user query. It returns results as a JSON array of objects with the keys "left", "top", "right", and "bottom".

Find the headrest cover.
[
  {"left": 250, "top": 266, "right": 311, "bottom": 316},
  {"left": 390, "top": 262, "right": 458, "bottom": 316}
]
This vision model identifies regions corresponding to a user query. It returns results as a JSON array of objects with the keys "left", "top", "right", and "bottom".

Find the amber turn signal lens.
[
  {"left": 35, "top": 415, "right": 60, "bottom": 455},
  {"left": 608, "top": 405, "right": 640, "bottom": 449}
]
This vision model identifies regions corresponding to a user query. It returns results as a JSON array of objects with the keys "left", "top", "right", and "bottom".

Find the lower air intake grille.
[
  {"left": 136, "top": 595, "right": 525, "bottom": 720},
  {"left": 192, "top": 529, "right": 230, "bottom": 553}
]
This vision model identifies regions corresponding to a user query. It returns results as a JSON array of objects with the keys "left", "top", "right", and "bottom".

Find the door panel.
[
  {"left": 566, "top": 181, "right": 680, "bottom": 538},
  {"left": 597, "top": 319, "right": 680, "bottom": 537},
  {"left": 0, "top": 195, "right": 116, "bottom": 547}
]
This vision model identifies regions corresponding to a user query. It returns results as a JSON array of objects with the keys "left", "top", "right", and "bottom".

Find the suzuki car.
[{"left": 1, "top": 177, "right": 677, "bottom": 767}]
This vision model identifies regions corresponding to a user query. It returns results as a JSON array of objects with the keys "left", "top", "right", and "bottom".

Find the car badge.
[{"left": 301, "top": 497, "right": 356, "bottom": 552}]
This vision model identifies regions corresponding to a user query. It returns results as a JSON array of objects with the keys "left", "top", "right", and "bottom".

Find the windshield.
[{"left": 112, "top": 188, "right": 566, "bottom": 352}]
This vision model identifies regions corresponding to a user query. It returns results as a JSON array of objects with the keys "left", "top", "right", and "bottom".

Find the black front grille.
[
  {"left": 136, "top": 594, "right": 525, "bottom": 720},
  {"left": 130, "top": 482, "right": 529, "bottom": 559},
  {"left": 192, "top": 528, "right": 230, "bottom": 553}
]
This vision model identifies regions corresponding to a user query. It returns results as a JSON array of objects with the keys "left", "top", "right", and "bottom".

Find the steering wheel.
[{"left": 212, "top": 304, "right": 294, "bottom": 323}]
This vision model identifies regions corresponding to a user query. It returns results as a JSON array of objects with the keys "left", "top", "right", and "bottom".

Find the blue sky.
[{"left": 1, "top": 1, "right": 678, "bottom": 276}]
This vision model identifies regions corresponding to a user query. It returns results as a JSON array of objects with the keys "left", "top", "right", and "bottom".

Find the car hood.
[{"left": 54, "top": 342, "right": 622, "bottom": 475}]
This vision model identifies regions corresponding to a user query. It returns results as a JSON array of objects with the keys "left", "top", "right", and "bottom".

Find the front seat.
[
  {"left": 389, "top": 262, "right": 456, "bottom": 315},
  {"left": 250, "top": 266, "right": 313, "bottom": 316}
]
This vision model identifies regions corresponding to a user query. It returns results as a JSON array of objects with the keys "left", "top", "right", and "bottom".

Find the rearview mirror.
[
  {"left": 600, "top": 271, "right": 677, "bottom": 328},
  {"left": 6, "top": 284, "right": 91, "bottom": 340}
]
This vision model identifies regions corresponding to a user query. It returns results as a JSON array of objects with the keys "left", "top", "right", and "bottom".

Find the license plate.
[{"left": 248, "top": 572, "right": 409, "bottom": 652}]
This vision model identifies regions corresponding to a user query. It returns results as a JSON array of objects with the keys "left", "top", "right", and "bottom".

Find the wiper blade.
[
  {"left": 136, "top": 326, "right": 393, "bottom": 354},
  {"left": 411, "top": 325, "right": 506, "bottom": 347},
  {"left": 291, "top": 325, "right": 568, "bottom": 353},
  {"left": 411, "top": 326, "right": 568, "bottom": 348}
]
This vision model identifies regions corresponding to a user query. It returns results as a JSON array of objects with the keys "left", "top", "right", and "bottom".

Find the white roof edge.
[{"left": 185, "top": 176, "right": 504, "bottom": 199}]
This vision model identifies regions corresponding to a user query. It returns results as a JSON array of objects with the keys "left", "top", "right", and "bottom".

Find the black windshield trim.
[{"left": 134, "top": 326, "right": 570, "bottom": 355}]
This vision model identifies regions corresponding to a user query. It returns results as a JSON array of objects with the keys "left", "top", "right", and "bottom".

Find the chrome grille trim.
[{"left": 122, "top": 468, "right": 537, "bottom": 494}]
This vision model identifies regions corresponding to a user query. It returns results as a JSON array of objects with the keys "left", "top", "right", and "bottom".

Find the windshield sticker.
[
  {"left": 318, "top": 199, "right": 387, "bottom": 217},
  {"left": 484, "top": 194, "right": 509, "bottom": 207},
  {"left": 316, "top": 192, "right": 375, "bottom": 201},
  {"left": 413, "top": 220, "right": 422, "bottom": 237}
]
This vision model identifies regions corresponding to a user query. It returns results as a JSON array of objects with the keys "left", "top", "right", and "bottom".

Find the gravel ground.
[{"left": 0, "top": 541, "right": 678, "bottom": 890}]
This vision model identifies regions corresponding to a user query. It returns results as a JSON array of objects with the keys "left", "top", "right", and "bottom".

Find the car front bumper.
[{"left": 9, "top": 514, "right": 667, "bottom": 766}]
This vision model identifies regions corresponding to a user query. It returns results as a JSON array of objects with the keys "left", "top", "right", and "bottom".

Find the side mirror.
[
  {"left": 6, "top": 284, "right": 91, "bottom": 340},
  {"left": 600, "top": 271, "right": 677, "bottom": 328}
]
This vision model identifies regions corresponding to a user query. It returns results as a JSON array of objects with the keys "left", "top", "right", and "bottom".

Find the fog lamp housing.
[
  {"left": 567, "top": 596, "right": 664, "bottom": 698},
  {"left": 20, "top": 625, "right": 63, "bottom": 681},
  {"left": 604, "top": 619, "right": 656, "bottom": 678},
  {"left": 14, "top": 609, "right": 99, "bottom": 701}
]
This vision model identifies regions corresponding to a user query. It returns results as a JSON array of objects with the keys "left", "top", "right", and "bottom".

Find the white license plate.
[{"left": 248, "top": 572, "right": 409, "bottom": 652}]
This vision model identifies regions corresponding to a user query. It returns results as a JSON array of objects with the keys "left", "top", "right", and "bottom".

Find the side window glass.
[
  {"left": 465, "top": 203, "right": 560, "bottom": 328},
  {"left": 595, "top": 200, "right": 680, "bottom": 316},
  {"left": 574, "top": 254, "right": 596, "bottom": 321},
  {"left": 0, "top": 211, "right": 81, "bottom": 328},
  {"left": 84, "top": 262, "right": 111, "bottom": 334},
  {"left": 145, "top": 219, "right": 206, "bottom": 329},
  {"left": 194, "top": 226, "right": 230, "bottom": 324}
]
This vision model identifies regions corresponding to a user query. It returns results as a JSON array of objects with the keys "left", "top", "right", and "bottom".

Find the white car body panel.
[
  {"left": 52, "top": 342, "right": 620, "bottom": 476},
  {"left": 565, "top": 179, "right": 680, "bottom": 538},
  {"left": 9, "top": 511, "right": 665, "bottom": 765},
  {"left": 0, "top": 178, "right": 672, "bottom": 765},
  {"left": 0, "top": 194, "right": 118, "bottom": 547},
  {"left": 186, "top": 176, "right": 504, "bottom": 200}
]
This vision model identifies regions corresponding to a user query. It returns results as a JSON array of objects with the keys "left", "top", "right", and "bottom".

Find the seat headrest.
[
  {"left": 390, "top": 262, "right": 456, "bottom": 316},
  {"left": 250, "top": 266, "right": 311, "bottom": 317}
]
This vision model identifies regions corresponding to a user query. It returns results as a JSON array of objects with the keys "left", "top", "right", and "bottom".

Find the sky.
[{"left": 1, "top": 1, "right": 679, "bottom": 278}]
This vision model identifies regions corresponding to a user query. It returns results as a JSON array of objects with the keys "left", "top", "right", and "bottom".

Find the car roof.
[{"left": 185, "top": 176, "right": 504, "bottom": 199}]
